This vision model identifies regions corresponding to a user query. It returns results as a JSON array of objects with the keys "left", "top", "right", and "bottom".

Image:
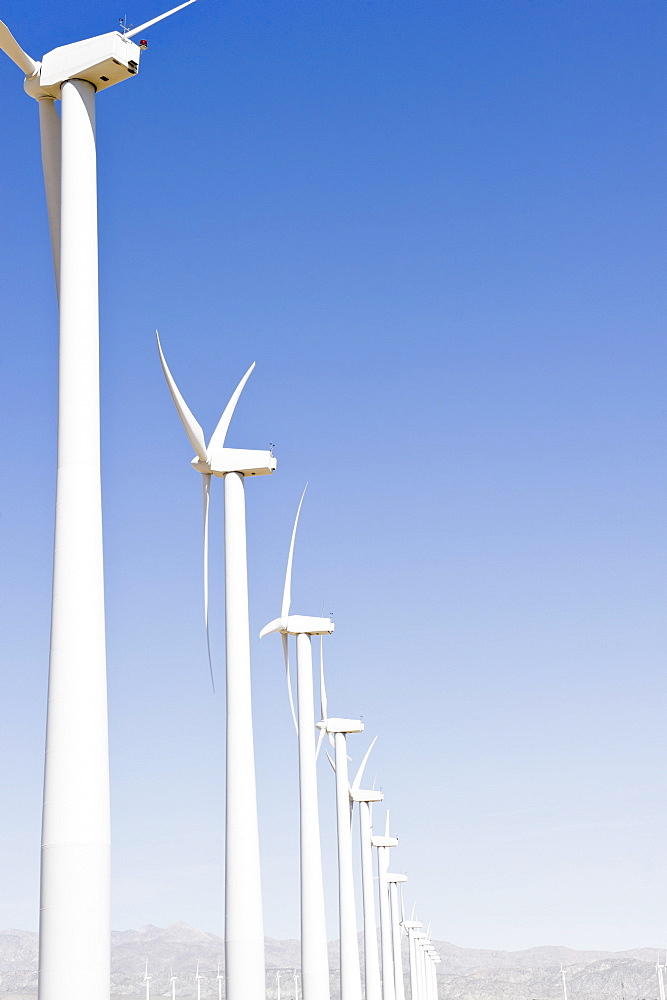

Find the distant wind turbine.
[
  {"left": 196, "top": 962, "right": 202, "bottom": 1000},
  {"left": 144, "top": 962, "right": 151, "bottom": 1000},
  {"left": 349, "top": 741, "right": 384, "bottom": 1000},
  {"left": 400, "top": 915, "right": 423, "bottom": 1000},
  {"left": 657, "top": 958, "right": 665, "bottom": 1000},
  {"left": 561, "top": 965, "right": 569, "bottom": 1000},
  {"left": 170, "top": 969, "right": 177, "bottom": 1000},
  {"left": 158, "top": 336, "right": 274, "bottom": 999},
  {"left": 386, "top": 874, "right": 408, "bottom": 1000},
  {"left": 217, "top": 963, "right": 223, "bottom": 1000},
  {"left": 372, "top": 812, "right": 399, "bottom": 1000},
  {"left": 277, "top": 970, "right": 282, "bottom": 1000},
  {"left": 260, "top": 488, "right": 333, "bottom": 1000},
  {"left": 318, "top": 717, "right": 365, "bottom": 1000}
]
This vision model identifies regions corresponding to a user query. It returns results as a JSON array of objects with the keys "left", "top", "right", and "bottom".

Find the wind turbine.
[
  {"left": 386, "top": 874, "right": 408, "bottom": 1000},
  {"left": 170, "top": 969, "right": 177, "bottom": 1000},
  {"left": 260, "top": 488, "right": 333, "bottom": 1000},
  {"left": 277, "top": 971, "right": 282, "bottom": 1000},
  {"left": 400, "top": 916, "right": 423, "bottom": 1000},
  {"left": 561, "top": 964, "right": 569, "bottom": 1000},
  {"left": 657, "top": 955, "right": 666, "bottom": 1000},
  {"left": 349, "top": 742, "right": 384, "bottom": 1000},
  {"left": 318, "top": 716, "right": 364, "bottom": 1000},
  {"left": 144, "top": 962, "right": 151, "bottom": 1000},
  {"left": 372, "top": 812, "right": 399, "bottom": 1000},
  {"left": 0, "top": 6, "right": 198, "bottom": 1000},
  {"left": 294, "top": 970, "right": 300, "bottom": 1000},
  {"left": 157, "top": 337, "right": 275, "bottom": 1000},
  {"left": 196, "top": 962, "right": 202, "bottom": 1000},
  {"left": 217, "top": 963, "right": 223, "bottom": 1000}
]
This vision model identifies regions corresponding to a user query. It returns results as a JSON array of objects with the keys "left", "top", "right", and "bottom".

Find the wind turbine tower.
[
  {"left": 0, "top": 5, "right": 198, "bottom": 999},
  {"left": 401, "top": 918, "right": 422, "bottom": 1000},
  {"left": 386, "top": 874, "right": 408, "bottom": 1000},
  {"left": 318, "top": 717, "right": 364, "bottom": 1000},
  {"left": 196, "top": 962, "right": 202, "bottom": 1000},
  {"left": 260, "top": 488, "right": 333, "bottom": 1000},
  {"left": 144, "top": 962, "right": 151, "bottom": 1000},
  {"left": 561, "top": 965, "right": 569, "bottom": 1000},
  {"left": 170, "top": 970, "right": 177, "bottom": 1000},
  {"left": 657, "top": 957, "right": 666, "bottom": 1000},
  {"left": 372, "top": 812, "right": 399, "bottom": 1000},
  {"left": 349, "top": 742, "right": 383, "bottom": 1000}
]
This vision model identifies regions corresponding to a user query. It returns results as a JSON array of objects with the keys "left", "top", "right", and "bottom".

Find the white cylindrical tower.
[
  {"left": 333, "top": 731, "right": 362, "bottom": 1000},
  {"left": 358, "top": 801, "right": 382, "bottom": 1000},
  {"left": 388, "top": 881, "right": 406, "bottom": 1000},
  {"left": 224, "top": 471, "right": 266, "bottom": 999},
  {"left": 295, "top": 632, "right": 330, "bottom": 1000},
  {"left": 376, "top": 846, "right": 395, "bottom": 1000},
  {"left": 39, "top": 78, "right": 110, "bottom": 1000}
]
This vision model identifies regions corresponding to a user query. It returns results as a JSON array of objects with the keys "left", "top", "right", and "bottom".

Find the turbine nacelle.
[
  {"left": 371, "top": 834, "right": 399, "bottom": 848},
  {"left": 401, "top": 920, "right": 422, "bottom": 930},
  {"left": 259, "top": 614, "right": 334, "bottom": 639},
  {"left": 350, "top": 786, "right": 383, "bottom": 803},
  {"left": 317, "top": 717, "right": 364, "bottom": 735},
  {"left": 386, "top": 872, "right": 408, "bottom": 883},
  {"left": 24, "top": 32, "right": 142, "bottom": 100},
  {"left": 192, "top": 448, "right": 277, "bottom": 478}
]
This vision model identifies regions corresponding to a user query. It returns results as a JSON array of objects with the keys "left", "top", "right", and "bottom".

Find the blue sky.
[{"left": 0, "top": 0, "right": 665, "bottom": 952}]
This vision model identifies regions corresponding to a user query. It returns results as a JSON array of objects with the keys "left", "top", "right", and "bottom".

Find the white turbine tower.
[
  {"left": 349, "top": 742, "right": 384, "bottom": 1000},
  {"left": 386, "top": 874, "right": 408, "bottom": 1000},
  {"left": 196, "top": 962, "right": 202, "bottom": 1000},
  {"left": 372, "top": 812, "right": 399, "bottom": 1000},
  {"left": 0, "top": 6, "right": 198, "bottom": 1000},
  {"left": 277, "top": 971, "right": 282, "bottom": 1000},
  {"left": 657, "top": 955, "right": 666, "bottom": 1000},
  {"left": 217, "top": 964, "right": 223, "bottom": 1000},
  {"left": 144, "top": 962, "right": 151, "bottom": 1000},
  {"left": 170, "top": 970, "right": 177, "bottom": 1000},
  {"left": 260, "top": 488, "right": 333, "bottom": 1000},
  {"left": 561, "top": 965, "right": 569, "bottom": 1000},
  {"left": 401, "top": 917, "right": 422, "bottom": 1000},
  {"left": 318, "top": 717, "right": 364, "bottom": 1000},
  {"left": 157, "top": 337, "right": 275, "bottom": 999}
]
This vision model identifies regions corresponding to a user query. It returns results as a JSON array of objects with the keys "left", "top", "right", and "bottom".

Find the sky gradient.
[{"left": 0, "top": 0, "right": 665, "bottom": 952}]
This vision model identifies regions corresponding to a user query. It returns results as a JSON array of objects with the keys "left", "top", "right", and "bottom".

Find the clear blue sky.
[{"left": 0, "top": 0, "right": 665, "bottom": 952}]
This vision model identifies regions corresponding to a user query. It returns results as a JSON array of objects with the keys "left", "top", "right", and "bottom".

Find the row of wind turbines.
[
  {"left": 156, "top": 344, "right": 445, "bottom": 1000},
  {"left": 1, "top": 3, "right": 441, "bottom": 999}
]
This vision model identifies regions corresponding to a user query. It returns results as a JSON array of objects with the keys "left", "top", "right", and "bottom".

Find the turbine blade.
[
  {"left": 351, "top": 735, "right": 378, "bottom": 792},
  {"left": 38, "top": 99, "right": 61, "bottom": 293},
  {"left": 281, "top": 485, "right": 307, "bottom": 620},
  {"left": 385, "top": 809, "right": 390, "bottom": 838},
  {"left": 259, "top": 617, "right": 286, "bottom": 640},
  {"left": 203, "top": 475, "right": 215, "bottom": 692},
  {"left": 207, "top": 361, "right": 256, "bottom": 463},
  {"left": 156, "top": 332, "right": 208, "bottom": 462},
  {"left": 0, "top": 20, "right": 38, "bottom": 76},
  {"left": 326, "top": 750, "right": 336, "bottom": 773},
  {"left": 315, "top": 726, "right": 325, "bottom": 761},
  {"left": 126, "top": 0, "right": 198, "bottom": 38},
  {"left": 283, "top": 633, "right": 298, "bottom": 734}
]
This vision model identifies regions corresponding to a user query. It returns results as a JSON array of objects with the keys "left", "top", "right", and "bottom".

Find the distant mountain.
[{"left": 0, "top": 924, "right": 661, "bottom": 999}]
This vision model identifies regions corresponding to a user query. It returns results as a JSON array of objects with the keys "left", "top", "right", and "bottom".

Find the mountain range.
[{"left": 0, "top": 924, "right": 661, "bottom": 999}]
